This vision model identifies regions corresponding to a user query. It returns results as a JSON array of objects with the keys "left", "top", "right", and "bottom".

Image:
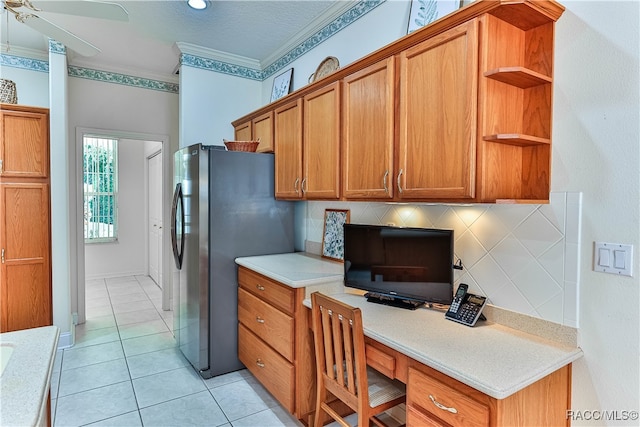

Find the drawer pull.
[
  {"left": 256, "top": 359, "right": 265, "bottom": 368},
  {"left": 429, "top": 395, "right": 458, "bottom": 414},
  {"left": 256, "top": 284, "right": 265, "bottom": 291},
  {"left": 256, "top": 316, "right": 265, "bottom": 324}
]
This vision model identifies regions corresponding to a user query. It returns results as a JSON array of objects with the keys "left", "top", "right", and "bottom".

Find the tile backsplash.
[{"left": 299, "top": 192, "right": 581, "bottom": 327}]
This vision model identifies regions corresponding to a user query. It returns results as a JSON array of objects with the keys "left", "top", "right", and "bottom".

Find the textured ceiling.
[{"left": 1, "top": 0, "right": 341, "bottom": 78}]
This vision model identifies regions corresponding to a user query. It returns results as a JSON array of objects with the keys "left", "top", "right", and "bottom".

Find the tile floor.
[{"left": 51, "top": 275, "right": 304, "bottom": 427}]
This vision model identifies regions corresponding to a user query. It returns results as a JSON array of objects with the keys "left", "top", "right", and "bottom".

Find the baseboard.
[
  {"left": 85, "top": 270, "right": 147, "bottom": 281},
  {"left": 57, "top": 329, "right": 75, "bottom": 350}
]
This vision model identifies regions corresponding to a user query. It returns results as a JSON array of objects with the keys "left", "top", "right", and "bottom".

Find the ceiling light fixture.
[{"left": 187, "top": 0, "right": 208, "bottom": 10}]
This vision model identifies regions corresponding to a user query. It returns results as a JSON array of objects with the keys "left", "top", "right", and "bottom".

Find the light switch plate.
[{"left": 594, "top": 242, "right": 633, "bottom": 276}]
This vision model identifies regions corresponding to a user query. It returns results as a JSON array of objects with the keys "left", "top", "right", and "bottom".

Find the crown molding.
[
  {"left": 260, "top": 0, "right": 358, "bottom": 69},
  {"left": 174, "top": 42, "right": 261, "bottom": 71},
  {"left": 68, "top": 57, "right": 179, "bottom": 85},
  {"left": 1, "top": 44, "right": 48, "bottom": 61}
]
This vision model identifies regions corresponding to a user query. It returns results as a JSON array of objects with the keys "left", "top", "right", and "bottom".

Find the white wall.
[
  {"left": 553, "top": 1, "right": 639, "bottom": 423},
  {"left": 84, "top": 139, "right": 147, "bottom": 279},
  {"left": 260, "top": 1, "right": 410, "bottom": 102},
  {"left": 0, "top": 56, "right": 49, "bottom": 107},
  {"left": 179, "top": 65, "right": 261, "bottom": 148}
]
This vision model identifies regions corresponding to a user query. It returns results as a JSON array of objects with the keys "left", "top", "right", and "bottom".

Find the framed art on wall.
[
  {"left": 270, "top": 68, "right": 294, "bottom": 102},
  {"left": 407, "top": 0, "right": 463, "bottom": 34},
  {"left": 321, "top": 209, "right": 350, "bottom": 261}
]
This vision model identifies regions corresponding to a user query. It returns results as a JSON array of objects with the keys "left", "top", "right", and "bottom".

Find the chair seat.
[{"left": 367, "top": 367, "right": 406, "bottom": 408}]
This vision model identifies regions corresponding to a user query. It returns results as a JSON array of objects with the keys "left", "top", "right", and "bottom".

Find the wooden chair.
[{"left": 311, "top": 292, "right": 406, "bottom": 427}]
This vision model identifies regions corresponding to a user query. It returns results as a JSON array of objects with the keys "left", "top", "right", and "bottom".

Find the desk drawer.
[
  {"left": 407, "top": 405, "right": 445, "bottom": 427},
  {"left": 366, "top": 343, "right": 396, "bottom": 379},
  {"left": 408, "top": 367, "right": 489, "bottom": 427},
  {"left": 238, "top": 324, "right": 294, "bottom": 412},
  {"left": 238, "top": 267, "right": 295, "bottom": 314},
  {"left": 238, "top": 287, "right": 294, "bottom": 361}
]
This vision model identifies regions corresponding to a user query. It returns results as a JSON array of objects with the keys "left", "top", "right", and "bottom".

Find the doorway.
[{"left": 74, "top": 128, "right": 171, "bottom": 325}]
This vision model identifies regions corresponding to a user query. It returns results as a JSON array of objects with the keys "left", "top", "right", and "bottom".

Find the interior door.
[{"left": 148, "top": 150, "right": 163, "bottom": 286}]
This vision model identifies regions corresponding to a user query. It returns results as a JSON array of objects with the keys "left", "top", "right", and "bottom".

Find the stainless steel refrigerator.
[{"left": 170, "top": 143, "right": 294, "bottom": 379}]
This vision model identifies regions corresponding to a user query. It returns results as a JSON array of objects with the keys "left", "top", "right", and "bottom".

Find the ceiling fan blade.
[
  {"left": 19, "top": 13, "right": 101, "bottom": 56},
  {"left": 30, "top": 0, "right": 129, "bottom": 21}
]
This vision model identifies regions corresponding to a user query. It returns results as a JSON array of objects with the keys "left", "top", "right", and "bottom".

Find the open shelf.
[
  {"left": 483, "top": 133, "right": 550, "bottom": 146},
  {"left": 484, "top": 67, "right": 552, "bottom": 88}
]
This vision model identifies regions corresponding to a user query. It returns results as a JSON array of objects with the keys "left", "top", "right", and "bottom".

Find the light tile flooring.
[{"left": 51, "top": 275, "right": 303, "bottom": 427}]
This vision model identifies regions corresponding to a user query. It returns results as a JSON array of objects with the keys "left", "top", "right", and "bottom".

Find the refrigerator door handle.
[{"left": 171, "top": 183, "right": 185, "bottom": 269}]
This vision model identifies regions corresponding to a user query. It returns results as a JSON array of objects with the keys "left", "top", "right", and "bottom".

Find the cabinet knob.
[
  {"left": 256, "top": 316, "right": 265, "bottom": 324},
  {"left": 301, "top": 178, "right": 307, "bottom": 195},
  {"left": 294, "top": 178, "right": 300, "bottom": 194},
  {"left": 256, "top": 359, "right": 265, "bottom": 368},
  {"left": 1, "top": 248, "right": 4, "bottom": 264},
  {"left": 429, "top": 394, "right": 458, "bottom": 414},
  {"left": 256, "top": 284, "right": 265, "bottom": 291}
]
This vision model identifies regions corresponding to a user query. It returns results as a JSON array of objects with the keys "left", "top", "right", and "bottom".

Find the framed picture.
[
  {"left": 321, "top": 209, "right": 350, "bottom": 261},
  {"left": 270, "top": 68, "right": 294, "bottom": 102},
  {"left": 407, "top": 0, "right": 463, "bottom": 34}
]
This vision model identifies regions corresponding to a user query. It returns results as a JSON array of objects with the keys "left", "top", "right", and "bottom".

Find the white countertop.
[
  {"left": 235, "top": 252, "right": 583, "bottom": 400},
  {"left": 235, "top": 252, "right": 343, "bottom": 287},
  {"left": 0, "top": 326, "right": 60, "bottom": 427},
  {"left": 304, "top": 293, "right": 582, "bottom": 400}
]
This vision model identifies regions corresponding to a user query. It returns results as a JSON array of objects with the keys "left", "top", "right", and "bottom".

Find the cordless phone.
[{"left": 445, "top": 283, "right": 487, "bottom": 327}]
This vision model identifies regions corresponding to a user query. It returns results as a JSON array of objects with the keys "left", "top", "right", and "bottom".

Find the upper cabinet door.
[
  {"left": 274, "top": 99, "right": 303, "bottom": 199},
  {"left": 303, "top": 82, "right": 341, "bottom": 200},
  {"left": 234, "top": 120, "right": 252, "bottom": 142},
  {"left": 398, "top": 19, "right": 479, "bottom": 200},
  {"left": 342, "top": 58, "right": 395, "bottom": 200},
  {"left": 0, "top": 107, "right": 49, "bottom": 178},
  {"left": 253, "top": 111, "right": 274, "bottom": 153}
]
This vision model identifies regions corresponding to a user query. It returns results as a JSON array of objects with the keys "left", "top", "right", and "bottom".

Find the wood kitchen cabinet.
[
  {"left": 407, "top": 364, "right": 572, "bottom": 426},
  {"left": 233, "top": 111, "right": 275, "bottom": 153},
  {"left": 233, "top": 119, "right": 252, "bottom": 142},
  {"left": 398, "top": 19, "right": 478, "bottom": 200},
  {"left": 342, "top": 57, "right": 395, "bottom": 199},
  {"left": 274, "top": 99, "right": 303, "bottom": 198},
  {"left": 476, "top": 13, "right": 556, "bottom": 202},
  {"left": 237, "top": 267, "right": 315, "bottom": 421},
  {"left": 302, "top": 81, "right": 340, "bottom": 199},
  {"left": 232, "top": 0, "right": 564, "bottom": 203},
  {"left": 274, "top": 82, "right": 341, "bottom": 200},
  {"left": 343, "top": 20, "right": 477, "bottom": 201},
  {"left": 0, "top": 104, "right": 51, "bottom": 333}
]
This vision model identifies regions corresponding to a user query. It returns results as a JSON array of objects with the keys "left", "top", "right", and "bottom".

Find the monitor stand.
[{"left": 364, "top": 292, "right": 425, "bottom": 310}]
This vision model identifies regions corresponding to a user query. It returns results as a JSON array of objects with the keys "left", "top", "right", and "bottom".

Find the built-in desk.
[{"left": 236, "top": 252, "right": 583, "bottom": 426}]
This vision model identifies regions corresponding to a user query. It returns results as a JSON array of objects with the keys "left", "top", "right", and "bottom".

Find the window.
[{"left": 83, "top": 136, "right": 118, "bottom": 242}]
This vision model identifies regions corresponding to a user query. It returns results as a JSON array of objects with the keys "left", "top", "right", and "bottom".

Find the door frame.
[
  {"left": 146, "top": 148, "right": 163, "bottom": 289},
  {"left": 74, "top": 127, "right": 171, "bottom": 325}
]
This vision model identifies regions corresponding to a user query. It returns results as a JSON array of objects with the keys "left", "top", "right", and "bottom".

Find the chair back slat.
[
  {"left": 321, "top": 307, "right": 335, "bottom": 378},
  {"left": 331, "top": 313, "right": 346, "bottom": 387},
  {"left": 342, "top": 317, "right": 357, "bottom": 394},
  {"left": 312, "top": 293, "right": 368, "bottom": 405}
]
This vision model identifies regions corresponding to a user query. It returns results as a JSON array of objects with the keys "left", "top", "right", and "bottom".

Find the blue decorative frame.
[{"left": 322, "top": 209, "right": 350, "bottom": 261}]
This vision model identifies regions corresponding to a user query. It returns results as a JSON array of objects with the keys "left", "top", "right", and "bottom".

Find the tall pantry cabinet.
[{"left": 0, "top": 104, "right": 52, "bottom": 333}]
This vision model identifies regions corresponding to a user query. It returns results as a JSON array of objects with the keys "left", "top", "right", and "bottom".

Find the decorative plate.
[{"left": 310, "top": 56, "right": 340, "bottom": 83}]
